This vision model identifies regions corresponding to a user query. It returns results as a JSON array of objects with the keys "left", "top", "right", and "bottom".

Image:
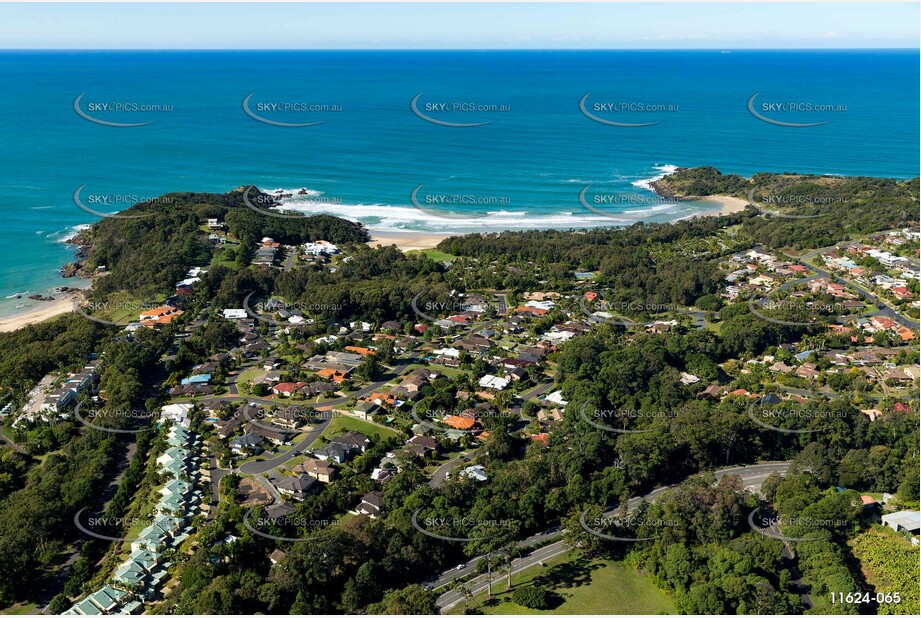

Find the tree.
[
  {"left": 791, "top": 442, "right": 834, "bottom": 486},
  {"left": 511, "top": 586, "right": 551, "bottom": 610},
  {"left": 367, "top": 585, "right": 437, "bottom": 615},
  {"left": 47, "top": 593, "right": 70, "bottom": 614}
]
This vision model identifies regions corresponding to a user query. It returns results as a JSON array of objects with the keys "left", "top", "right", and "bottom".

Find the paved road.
[
  {"left": 208, "top": 455, "right": 231, "bottom": 507},
  {"left": 779, "top": 386, "right": 914, "bottom": 402},
  {"left": 435, "top": 461, "right": 791, "bottom": 611},
  {"left": 519, "top": 381, "right": 553, "bottom": 401},
  {"left": 239, "top": 417, "right": 331, "bottom": 475},
  {"left": 777, "top": 535, "right": 814, "bottom": 610},
  {"left": 206, "top": 355, "right": 419, "bottom": 410},
  {"left": 781, "top": 248, "right": 918, "bottom": 328},
  {"left": 0, "top": 431, "right": 25, "bottom": 454},
  {"left": 255, "top": 473, "right": 282, "bottom": 502},
  {"left": 494, "top": 293, "right": 508, "bottom": 316},
  {"left": 428, "top": 452, "right": 471, "bottom": 488},
  {"left": 205, "top": 356, "right": 420, "bottom": 476}
]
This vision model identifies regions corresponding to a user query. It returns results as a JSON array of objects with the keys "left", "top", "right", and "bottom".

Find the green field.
[
  {"left": 403, "top": 362, "right": 466, "bottom": 379},
  {"left": 93, "top": 290, "right": 168, "bottom": 325},
  {"left": 413, "top": 248, "right": 456, "bottom": 262},
  {"left": 235, "top": 366, "right": 263, "bottom": 385},
  {"left": 452, "top": 553, "right": 676, "bottom": 615},
  {"left": 309, "top": 415, "right": 401, "bottom": 449},
  {"left": 210, "top": 244, "right": 240, "bottom": 269},
  {"left": 0, "top": 602, "right": 38, "bottom": 615}
]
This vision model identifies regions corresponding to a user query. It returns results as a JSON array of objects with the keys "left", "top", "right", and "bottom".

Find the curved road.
[
  {"left": 780, "top": 247, "right": 918, "bottom": 328},
  {"left": 214, "top": 357, "right": 420, "bottom": 475},
  {"left": 434, "top": 461, "right": 791, "bottom": 612}
]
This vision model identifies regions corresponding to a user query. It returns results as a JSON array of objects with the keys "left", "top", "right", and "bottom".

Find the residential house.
[
  {"left": 356, "top": 491, "right": 384, "bottom": 518},
  {"left": 274, "top": 474, "right": 317, "bottom": 501},
  {"left": 230, "top": 433, "right": 263, "bottom": 455},
  {"left": 294, "top": 458, "right": 338, "bottom": 483}
]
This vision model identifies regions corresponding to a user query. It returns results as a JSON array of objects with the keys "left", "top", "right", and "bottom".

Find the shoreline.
[
  {"left": 1, "top": 196, "right": 746, "bottom": 333},
  {"left": 367, "top": 231, "right": 452, "bottom": 252},
  {"left": 0, "top": 291, "right": 82, "bottom": 333},
  {"left": 696, "top": 195, "right": 749, "bottom": 218},
  {"left": 366, "top": 195, "right": 748, "bottom": 252}
]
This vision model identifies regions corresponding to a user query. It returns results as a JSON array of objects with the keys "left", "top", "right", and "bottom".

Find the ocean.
[{"left": 0, "top": 50, "right": 918, "bottom": 313}]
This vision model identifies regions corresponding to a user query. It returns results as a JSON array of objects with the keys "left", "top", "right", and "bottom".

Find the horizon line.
[{"left": 2, "top": 47, "right": 919, "bottom": 52}]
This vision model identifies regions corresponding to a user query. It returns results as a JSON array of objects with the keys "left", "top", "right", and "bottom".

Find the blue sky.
[{"left": 0, "top": 2, "right": 918, "bottom": 49}]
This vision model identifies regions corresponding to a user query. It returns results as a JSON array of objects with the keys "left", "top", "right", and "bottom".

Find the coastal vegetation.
[
  {"left": 0, "top": 175, "right": 917, "bottom": 614},
  {"left": 652, "top": 167, "right": 920, "bottom": 250}
]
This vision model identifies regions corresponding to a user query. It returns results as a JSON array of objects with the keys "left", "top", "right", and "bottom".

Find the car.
[
  {"left": 455, "top": 563, "right": 466, "bottom": 571},
  {"left": 423, "top": 583, "right": 434, "bottom": 591}
]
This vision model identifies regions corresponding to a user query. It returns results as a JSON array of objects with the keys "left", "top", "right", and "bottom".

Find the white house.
[
  {"left": 881, "top": 510, "right": 921, "bottom": 534},
  {"left": 545, "top": 390, "right": 569, "bottom": 406},
  {"left": 223, "top": 308, "right": 248, "bottom": 320},
  {"left": 160, "top": 403, "right": 193, "bottom": 426},
  {"left": 478, "top": 374, "right": 509, "bottom": 390}
]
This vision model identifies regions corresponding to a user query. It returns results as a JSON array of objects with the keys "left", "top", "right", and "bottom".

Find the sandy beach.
[
  {"left": 367, "top": 231, "right": 452, "bottom": 252},
  {"left": 697, "top": 195, "right": 749, "bottom": 218},
  {"left": 0, "top": 292, "right": 81, "bottom": 333}
]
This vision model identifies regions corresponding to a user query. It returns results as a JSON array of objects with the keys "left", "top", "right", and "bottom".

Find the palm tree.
[
  {"left": 460, "top": 581, "right": 472, "bottom": 612},
  {"left": 503, "top": 542, "right": 519, "bottom": 589}
]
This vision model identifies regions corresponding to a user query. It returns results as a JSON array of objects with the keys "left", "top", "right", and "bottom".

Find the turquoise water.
[{"left": 0, "top": 50, "right": 918, "bottom": 311}]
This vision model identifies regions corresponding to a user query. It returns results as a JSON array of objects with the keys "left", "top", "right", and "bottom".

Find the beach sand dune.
[
  {"left": 0, "top": 293, "right": 80, "bottom": 333},
  {"left": 367, "top": 231, "right": 451, "bottom": 252},
  {"left": 5, "top": 205, "right": 746, "bottom": 334},
  {"left": 697, "top": 195, "right": 749, "bottom": 218}
]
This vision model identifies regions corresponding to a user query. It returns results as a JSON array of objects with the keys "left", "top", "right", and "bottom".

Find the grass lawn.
[
  {"left": 413, "top": 248, "right": 456, "bottom": 262},
  {"left": 309, "top": 415, "right": 401, "bottom": 449},
  {"left": 452, "top": 552, "right": 676, "bottom": 615},
  {"left": 337, "top": 512, "right": 358, "bottom": 524},
  {"left": 210, "top": 245, "right": 240, "bottom": 269},
  {"left": 97, "top": 290, "right": 167, "bottom": 325},
  {"left": 0, "top": 602, "right": 38, "bottom": 615},
  {"left": 404, "top": 362, "right": 466, "bottom": 379},
  {"left": 236, "top": 366, "right": 263, "bottom": 385}
]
